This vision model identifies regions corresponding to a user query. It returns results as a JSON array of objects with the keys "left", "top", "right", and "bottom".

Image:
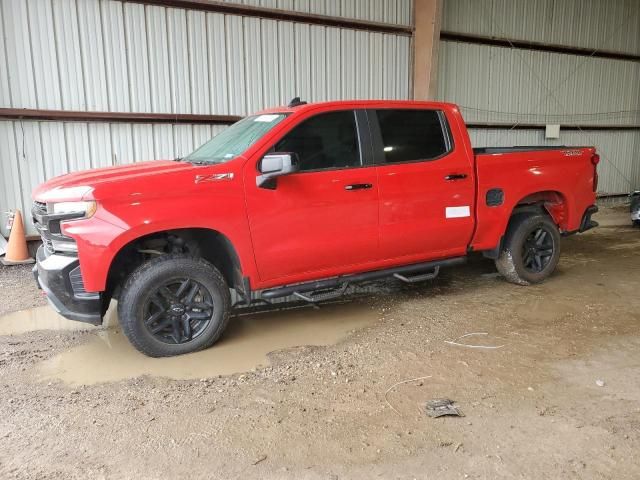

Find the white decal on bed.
[{"left": 446, "top": 206, "right": 471, "bottom": 218}]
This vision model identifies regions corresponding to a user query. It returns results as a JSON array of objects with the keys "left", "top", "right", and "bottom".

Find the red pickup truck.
[{"left": 32, "top": 100, "right": 599, "bottom": 357}]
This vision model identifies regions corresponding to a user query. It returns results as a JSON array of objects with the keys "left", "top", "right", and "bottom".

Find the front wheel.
[
  {"left": 118, "top": 255, "right": 231, "bottom": 357},
  {"left": 495, "top": 214, "right": 561, "bottom": 286}
]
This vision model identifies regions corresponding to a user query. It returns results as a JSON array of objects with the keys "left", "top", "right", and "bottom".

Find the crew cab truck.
[{"left": 32, "top": 100, "right": 600, "bottom": 357}]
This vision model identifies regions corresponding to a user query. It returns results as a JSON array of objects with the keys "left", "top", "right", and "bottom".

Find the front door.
[
  {"left": 244, "top": 109, "right": 379, "bottom": 284},
  {"left": 371, "top": 108, "right": 476, "bottom": 261}
]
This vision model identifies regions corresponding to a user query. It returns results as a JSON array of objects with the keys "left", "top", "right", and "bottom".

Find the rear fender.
[
  {"left": 515, "top": 191, "right": 568, "bottom": 229},
  {"left": 476, "top": 190, "right": 569, "bottom": 256}
]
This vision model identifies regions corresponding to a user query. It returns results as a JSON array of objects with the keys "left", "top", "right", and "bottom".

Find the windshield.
[{"left": 185, "top": 113, "right": 288, "bottom": 164}]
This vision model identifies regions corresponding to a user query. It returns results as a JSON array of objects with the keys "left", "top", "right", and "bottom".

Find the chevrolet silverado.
[{"left": 32, "top": 100, "right": 599, "bottom": 357}]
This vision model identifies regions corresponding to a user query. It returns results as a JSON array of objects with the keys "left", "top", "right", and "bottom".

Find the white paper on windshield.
[{"left": 254, "top": 114, "right": 280, "bottom": 123}]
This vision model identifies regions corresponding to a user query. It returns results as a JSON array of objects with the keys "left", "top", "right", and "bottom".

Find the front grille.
[
  {"left": 32, "top": 201, "right": 78, "bottom": 255},
  {"left": 33, "top": 201, "right": 47, "bottom": 214},
  {"left": 42, "top": 237, "right": 55, "bottom": 255}
]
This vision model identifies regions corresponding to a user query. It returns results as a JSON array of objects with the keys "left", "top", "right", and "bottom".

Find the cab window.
[
  {"left": 375, "top": 109, "right": 451, "bottom": 163},
  {"left": 274, "top": 110, "right": 361, "bottom": 171}
]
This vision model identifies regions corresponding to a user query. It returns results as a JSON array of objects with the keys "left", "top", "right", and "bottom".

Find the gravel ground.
[
  {"left": 0, "top": 262, "right": 46, "bottom": 317},
  {"left": 1, "top": 206, "right": 639, "bottom": 479}
]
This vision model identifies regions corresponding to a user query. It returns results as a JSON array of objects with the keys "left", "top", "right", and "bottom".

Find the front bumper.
[{"left": 33, "top": 246, "right": 102, "bottom": 325}]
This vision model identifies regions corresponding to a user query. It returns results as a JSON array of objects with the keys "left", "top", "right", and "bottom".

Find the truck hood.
[{"left": 33, "top": 160, "right": 195, "bottom": 202}]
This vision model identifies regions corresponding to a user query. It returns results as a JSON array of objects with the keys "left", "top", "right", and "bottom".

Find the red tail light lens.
[{"left": 591, "top": 154, "right": 600, "bottom": 165}]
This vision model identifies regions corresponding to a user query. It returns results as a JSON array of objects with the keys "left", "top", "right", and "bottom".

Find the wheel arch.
[
  {"left": 512, "top": 190, "right": 569, "bottom": 230},
  {"left": 102, "top": 227, "right": 245, "bottom": 311},
  {"left": 481, "top": 190, "right": 567, "bottom": 259}
]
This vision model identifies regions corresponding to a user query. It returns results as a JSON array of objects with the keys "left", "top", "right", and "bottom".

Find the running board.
[
  {"left": 393, "top": 266, "right": 440, "bottom": 283},
  {"left": 292, "top": 283, "right": 350, "bottom": 303},
  {"left": 261, "top": 257, "right": 466, "bottom": 300}
]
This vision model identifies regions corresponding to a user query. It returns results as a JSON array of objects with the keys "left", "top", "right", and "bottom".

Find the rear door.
[
  {"left": 244, "top": 109, "right": 379, "bottom": 284},
  {"left": 370, "top": 108, "right": 475, "bottom": 261}
]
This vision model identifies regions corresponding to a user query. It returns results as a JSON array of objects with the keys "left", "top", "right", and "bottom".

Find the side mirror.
[{"left": 257, "top": 153, "right": 300, "bottom": 189}]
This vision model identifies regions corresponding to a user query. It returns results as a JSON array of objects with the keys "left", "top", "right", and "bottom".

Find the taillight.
[{"left": 591, "top": 153, "right": 599, "bottom": 192}]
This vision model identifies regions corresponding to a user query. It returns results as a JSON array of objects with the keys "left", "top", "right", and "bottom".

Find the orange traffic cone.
[{"left": 1, "top": 210, "right": 35, "bottom": 265}]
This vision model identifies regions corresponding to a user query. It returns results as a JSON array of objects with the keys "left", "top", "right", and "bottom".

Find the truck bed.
[
  {"left": 470, "top": 145, "right": 597, "bottom": 252},
  {"left": 473, "top": 146, "right": 590, "bottom": 155}
]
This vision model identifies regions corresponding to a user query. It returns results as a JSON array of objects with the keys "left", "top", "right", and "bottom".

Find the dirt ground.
[
  {"left": 0, "top": 263, "right": 47, "bottom": 317},
  {"left": 0, "top": 206, "right": 639, "bottom": 479}
]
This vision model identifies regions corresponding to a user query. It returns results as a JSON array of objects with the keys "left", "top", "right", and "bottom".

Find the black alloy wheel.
[
  {"left": 143, "top": 278, "right": 215, "bottom": 344},
  {"left": 495, "top": 213, "right": 561, "bottom": 286},
  {"left": 118, "top": 255, "right": 231, "bottom": 357},
  {"left": 521, "top": 227, "right": 555, "bottom": 273}
]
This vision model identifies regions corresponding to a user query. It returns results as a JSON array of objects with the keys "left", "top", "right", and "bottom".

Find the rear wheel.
[
  {"left": 118, "top": 255, "right": 231, "bottom": 357},
  {"left": 495, "top": 213, "right": 561, "bottom": 286}
]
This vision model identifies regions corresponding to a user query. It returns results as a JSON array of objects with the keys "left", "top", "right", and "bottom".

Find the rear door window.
[
  {"left": 274, "top": 110, "right": 361, "bottom": 172},
  {"left": 375, "top": 109, "right": 451, "bottom": 163}
]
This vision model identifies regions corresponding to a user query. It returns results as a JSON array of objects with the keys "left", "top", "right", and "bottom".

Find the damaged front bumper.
[{"left": 33, "top": 246, "right": 102, "bottom": 325}]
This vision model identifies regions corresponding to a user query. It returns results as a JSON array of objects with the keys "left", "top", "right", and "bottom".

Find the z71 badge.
[{"left": 195, "top": 173, "right": 234, "bottom": 183}]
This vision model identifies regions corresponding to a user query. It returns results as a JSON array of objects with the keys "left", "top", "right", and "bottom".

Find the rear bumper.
[
  {"left": 562, "top": 205, "right": 598, "bottom": 236},
  {"left": 33, "top": 246, "right": 102, "bottom": 325},
  {"left": 579, "top": 205, "right": 599, "bottom": 232}
]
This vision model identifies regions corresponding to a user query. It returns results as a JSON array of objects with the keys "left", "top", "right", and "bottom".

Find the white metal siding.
[
  {"left": 220, "top": 0, "right": 413, "bottom": 25},
  {"left": 0, "top": 0, "right": 411, "bottom": 113},
  {"left": 438, "top": 41, "right": 640, "bottom": 126},
  {"left": 0, "top": 0, "right": 413, "bottom": 236},
  {"left": 443, "top": 0, "right": 640, "bottom": 55}
]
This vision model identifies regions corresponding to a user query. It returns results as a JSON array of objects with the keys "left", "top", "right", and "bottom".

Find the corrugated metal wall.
[
  {"left": 220, "top": 0, "right": 413, "bottom": 25},
  {"left": 438, "top": 42, "right": 640, "bottom": 126},
  {"left": 442, "top": 0, "right": 640, "bottom": 55},
  {"left": 0, "top": 0, "right": 412, "bottom": 236},
  {"left": 0, "top": 0, "right": 411, "bottom": 113},
  {"left": 438, "top": 0, "right": 640, "bottom": 195}
]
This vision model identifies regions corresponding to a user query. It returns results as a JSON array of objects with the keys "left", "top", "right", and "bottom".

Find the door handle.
[
  {"left": 444, "top": 174, "right": 468, "bottom": 181},
  {"left": 344, "top": 183, "right": 373, "bottom": 191}
]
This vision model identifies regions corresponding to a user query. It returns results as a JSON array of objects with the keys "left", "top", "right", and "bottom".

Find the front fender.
[{"left": 62, "top": 196, "right": 256, "bottom": 292}]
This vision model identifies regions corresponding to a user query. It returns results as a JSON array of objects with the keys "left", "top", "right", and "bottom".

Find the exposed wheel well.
[
  {"left": 103, "top": 229, "right": 243, "bottom": 312},
  {"left": 512, "top": 191, "right": 568, "bottom": 229},
  {"left": 482, "top": 191, "right": 566, "bottom": 260}
]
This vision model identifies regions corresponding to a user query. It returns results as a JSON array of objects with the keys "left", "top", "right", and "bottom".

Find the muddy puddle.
[
  {"left": 0, "top": 306, "right": 117, "bottom": 335},
  {"left": 35, "top": 302, "right": 377, "bottom": 386}
]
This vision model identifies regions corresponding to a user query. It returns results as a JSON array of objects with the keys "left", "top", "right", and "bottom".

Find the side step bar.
[
  {"left": 261, "top": 257, "right": 466, "bottom": 300},
  {"left": 393, "top": 266, "right": 440, "bottom": 283}
]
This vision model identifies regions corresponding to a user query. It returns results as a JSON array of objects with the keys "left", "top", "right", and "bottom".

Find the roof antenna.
[{"left": 288, "top": 97, "right": 307, "bottom": 107}]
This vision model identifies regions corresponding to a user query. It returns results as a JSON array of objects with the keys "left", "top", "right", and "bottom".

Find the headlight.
[{"left": 50, "top": 201, "right": 97, "bottom": 218}]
